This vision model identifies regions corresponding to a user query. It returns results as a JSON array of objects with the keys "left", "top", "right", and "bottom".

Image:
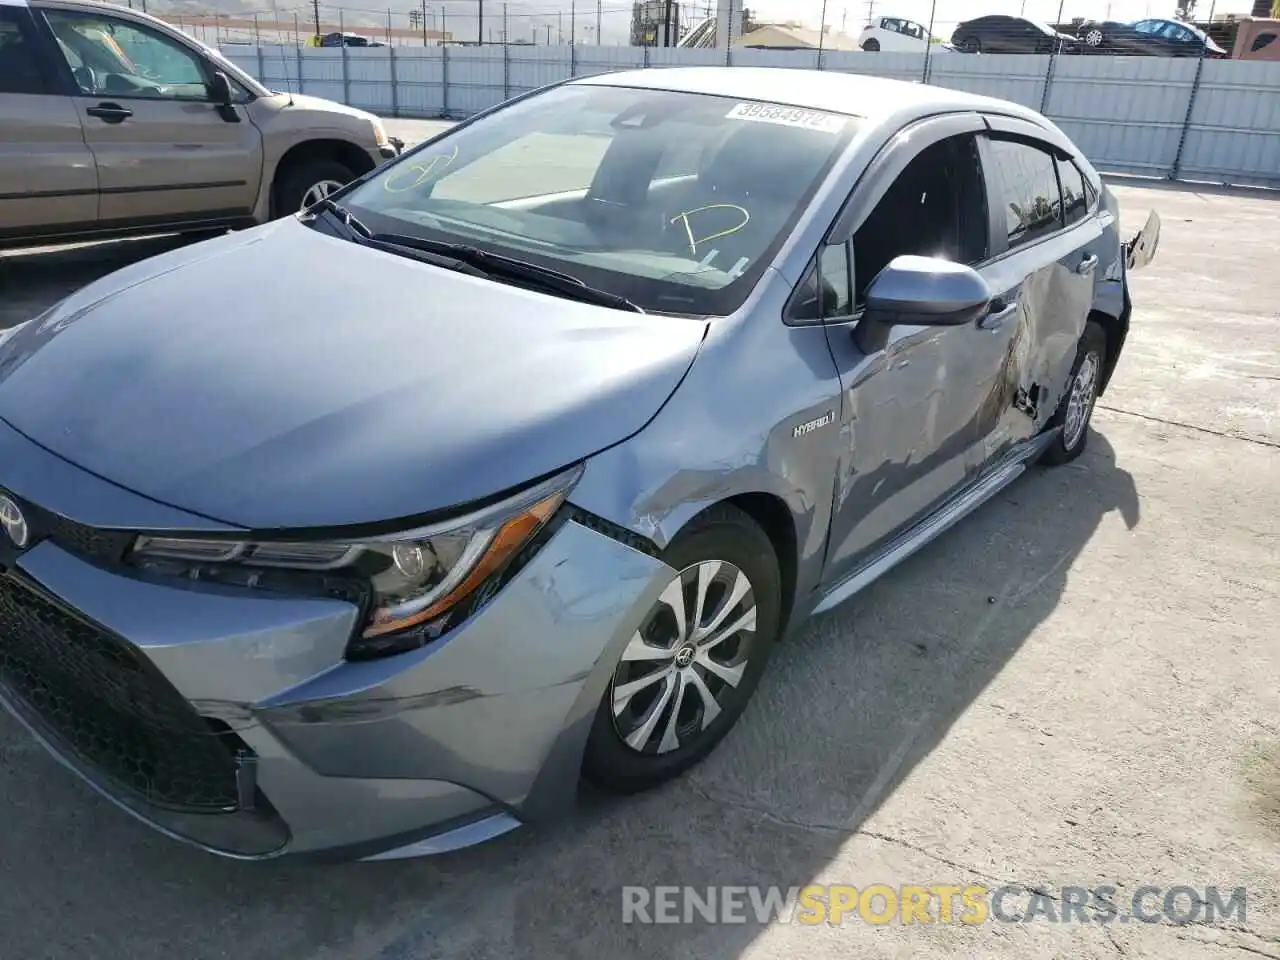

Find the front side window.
[
  {"left": 0, "top": 9, "right": 53, "bottom": 95},
  {"left": 44, "top": 11, "right": 210, "bottom": 100},
  {"left": 851, "top": 134, "right": 989, "bottom": 304},
  {"left": 987, "top": 137, "right": 1063, "bottom": 249},
  {"left": 1132, "top": 20, "right": 1159, "bottom": 34},
  {"left": 344, "top": 85, "right": 857, "bottom": 316}
]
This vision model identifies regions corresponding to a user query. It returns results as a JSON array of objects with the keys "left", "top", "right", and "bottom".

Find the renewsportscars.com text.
[{"left": 621, "top": 884, "right": 1247, "bottom": 926}]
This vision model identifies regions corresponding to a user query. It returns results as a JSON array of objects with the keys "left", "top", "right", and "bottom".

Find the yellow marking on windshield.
[
  {"left": 383, "top": 144, "right": 459, "bottom": 193},
  {"left": 668, "top": 204, "right": 751, "bottom": 257}
]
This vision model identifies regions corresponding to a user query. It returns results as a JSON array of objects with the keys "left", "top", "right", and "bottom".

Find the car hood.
[{"left": 0, "top": 220, "right": 706, "bottom": 530}]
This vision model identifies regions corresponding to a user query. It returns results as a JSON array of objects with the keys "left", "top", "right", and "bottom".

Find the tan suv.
[{"left": 0, "top": 0, "right": 401, "bottom": 249}]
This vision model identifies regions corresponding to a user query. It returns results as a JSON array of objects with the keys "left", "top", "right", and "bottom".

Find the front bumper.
[
  {"left": 378, "top": 136, "right": 405, "bottom": 160},
  {"left": 0, "top": 425, "right": 669, "bottom": 860}
]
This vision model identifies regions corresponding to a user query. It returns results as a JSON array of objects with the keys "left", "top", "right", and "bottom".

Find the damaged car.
[{"left": 0, "top": 67, "right": 1159, "bottom": 861}]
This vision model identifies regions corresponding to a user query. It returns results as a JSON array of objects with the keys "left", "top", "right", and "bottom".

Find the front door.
[
  {"left": 38, "top": 5, "right": 261, "bottom": 226},
  {"left": 969, "top": 128, "right": 1102, "bottom": 469},
  {"left": 820, "top": 130, "right": 995, "bottom": 580},
  {"left": 0, "top": 5, "right": 97, "bottom": 239}
]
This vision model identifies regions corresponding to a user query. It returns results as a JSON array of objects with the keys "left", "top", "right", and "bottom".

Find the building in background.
[
  {"left": 740, "top": 21, "right": 860, "bottom": 50},
  {"left": 631, "top": 0, "right": 681, "bottom": 46}
]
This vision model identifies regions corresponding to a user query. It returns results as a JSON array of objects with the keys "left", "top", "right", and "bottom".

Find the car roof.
[{"left": 575, "top": 67, "right": 1048, "bottom": 127}]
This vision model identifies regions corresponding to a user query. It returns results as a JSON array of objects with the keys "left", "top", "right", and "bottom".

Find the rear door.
[
  {"left": 968, "top": 119, "right": 1102, "bottom": 469},
  {"left": 37, "top": 4, "right": 261, "bottom": 227},
  {"left": 0, "top": 3, "right": 97, "bottom": 240}
]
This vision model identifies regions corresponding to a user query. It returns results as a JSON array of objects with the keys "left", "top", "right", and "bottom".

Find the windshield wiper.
[
  {"left": 366, "top": 232, "right": 646, "bottom": 314},
  {"left": 307, "top": 197, "right": 373, "bottom": 240}
]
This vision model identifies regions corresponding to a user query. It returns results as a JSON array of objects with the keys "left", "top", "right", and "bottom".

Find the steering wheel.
[{"left": 71, "top": 64, "right": 97, "bottom": 94}]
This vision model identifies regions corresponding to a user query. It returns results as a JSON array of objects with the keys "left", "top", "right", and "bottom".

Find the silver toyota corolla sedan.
[{"left": 0, "top": 68, "right": 1159, "bottom": 861}]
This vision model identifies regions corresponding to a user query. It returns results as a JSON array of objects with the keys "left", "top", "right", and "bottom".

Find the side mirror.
[
  {"left": 208, "top": 70, "right": 233, "bottom": 107},
  {"left": 863, "top": 255, "right": 992, "bottom": 327}
]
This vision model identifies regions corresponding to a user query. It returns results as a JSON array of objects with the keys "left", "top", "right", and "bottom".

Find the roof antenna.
[{"left": 275, "top": 12, "right": 295, "bottom": 106}]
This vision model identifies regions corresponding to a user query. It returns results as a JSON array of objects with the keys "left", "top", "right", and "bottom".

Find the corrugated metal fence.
[{"left": 223, "top": 45, "right": 1280, "bottom": 188}]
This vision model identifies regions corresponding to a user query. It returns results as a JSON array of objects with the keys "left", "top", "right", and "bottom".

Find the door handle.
[
  {"left": 979, "top": 301, "right": 1017, "bottom": 331},
  {"left": 1077, "top": 253, "right": 1099, "bottom": 276},
  {"left": 86, "top": 103, "right": 133, "bottom": 124}
]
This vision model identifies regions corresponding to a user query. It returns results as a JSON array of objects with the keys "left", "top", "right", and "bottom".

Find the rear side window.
[
  {"left": 986, "top": 138, "right": 1063, "bottom": 249},
  {"left": 1057, "top": 158, "right": 1089, "bottom": 226},
  {"left": 0, "top": 8, "right": 53, "bottom": 95}
]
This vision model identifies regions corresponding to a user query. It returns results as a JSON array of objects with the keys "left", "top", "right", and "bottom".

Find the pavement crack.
[
  {"left": 1175, "top": 932, "right": 1280, "bottom": 959},
  {"left": 1096, "top": 404, "right": 1280, "bottom": 449},
  {"left": 1104, "top": 925, "right": 1126, "bottom": 955}
]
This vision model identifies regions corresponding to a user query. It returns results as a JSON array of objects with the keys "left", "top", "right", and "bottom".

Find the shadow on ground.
[{"left": 0, "top": 422, "right": 1140, "bottom": 958}]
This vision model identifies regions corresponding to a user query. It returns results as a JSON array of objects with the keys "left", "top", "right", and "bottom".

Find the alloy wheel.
[
  {"left": 610, "top": 560, "right": 758, "bottom": 756},
  {"left": 1084, "top": 28, "right": 1104, "bottom": 46},
  {"left": 300, "top": 179, "right": 346, "bottom": 210},
  {"left": 1063, "top": 350, "right": 1100, "bottom": 450}
]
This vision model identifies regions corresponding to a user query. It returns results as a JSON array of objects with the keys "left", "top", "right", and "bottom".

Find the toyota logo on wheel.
[{"left": 0, "top": 495, "right": 28, "bottom": 549}]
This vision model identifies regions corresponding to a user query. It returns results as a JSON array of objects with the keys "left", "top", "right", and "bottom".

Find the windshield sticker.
[
  {"left": 725, "top": 103, "right": 847, "bottom": 133},
  {"left": 383, "top": 144, "right": 459, "bottom": 194},
  {"left": 669, "top": 204, "right": 751, "bottom": 257}
]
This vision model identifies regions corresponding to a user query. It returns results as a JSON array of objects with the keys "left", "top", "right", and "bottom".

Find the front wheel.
[
  {"left": 275, "top": 158, "right": 356, "bottom": 217},
  {"left": 1041, "top": 321, "right": 1107, "bottom": 465},
  {"left": 581, "top": 504, "right": 781, "bottom": 794}
]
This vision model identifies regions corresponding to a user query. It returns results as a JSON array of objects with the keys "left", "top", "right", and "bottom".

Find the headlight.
[
  {"left": 370, "top": 117, "right": 389, "bottom": 148},
  {"left": 129, "top": 465, "right": 582, "bottom": 659}
]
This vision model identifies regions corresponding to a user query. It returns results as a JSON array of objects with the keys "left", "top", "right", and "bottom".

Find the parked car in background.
[
  {"left": 1229, "top": 16, "right": 1280, "bottom": 59},
  {"left": 1076, "top": 17, "right": 1227, "bottom": 56},
  {"left": 0, "top": 0, "right": 402, "bottom": 250},
  {"left": 859, "top": 15, "right": 932, "bottom": 51},
  {"left": 317, "top": 31, "right": 386, "bottom": 47},
  {"left": 952, "top": 15, "right": 1079, "bottom": 53},
  {"left": 0, "top": 66, "right": 1159, "bottom": 861}
]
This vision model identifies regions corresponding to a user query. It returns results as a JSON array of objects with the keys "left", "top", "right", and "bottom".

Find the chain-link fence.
[{"left": 132, "top": 0, "right": 1280, "bottom": 186}]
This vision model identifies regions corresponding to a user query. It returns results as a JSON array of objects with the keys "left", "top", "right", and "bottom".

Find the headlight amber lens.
[{"left": 129, "top": 467, "right": 581, "bottom": 647}]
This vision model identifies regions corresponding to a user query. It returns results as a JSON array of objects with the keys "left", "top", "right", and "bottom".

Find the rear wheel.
[
  {"left": 582, "top": 505, "right": 781, "bottom": 794},
  {"left": 275, "top": 158, "right": 356, "bottom": 217},
  {"left": 1082, "top": 26, "right": 1105, "bottom": 49},
  {"left": 957, "top": 36, "right": 981, "bottom": 53},
  {"left": 1041, "top": 321, "right": 1107, "bottom": 465},
  {"left": 862, "top": 38, "right": 881, "bottom": 51}
]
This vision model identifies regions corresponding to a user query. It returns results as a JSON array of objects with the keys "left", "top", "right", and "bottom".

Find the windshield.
[{"left": 342, "top": 84, "right": 857, "bottom": 316}]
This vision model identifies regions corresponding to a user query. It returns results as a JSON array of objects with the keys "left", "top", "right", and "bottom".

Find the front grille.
[{"left": 0, "top": 574, "right": 242, "bottom": 814}]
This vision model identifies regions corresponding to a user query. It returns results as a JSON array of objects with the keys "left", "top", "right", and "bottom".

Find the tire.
[
  {"left": 958, "top": 36, "right": 981, "bottom": 53},
  {"left": 1082, "top": 26, "right": 1105, "bottom": 50},
  {"left": 274, "top": 158, "right": 356, "bottom": 217},
  {"left": 581, "top": 504, "right": 782, "bottom": 795},
  {"left": 862, "top": 38, "right": 880, "bottom": 51},
  {"left": 1040, "top": 320, "right": 1107, "bottom": 466}
]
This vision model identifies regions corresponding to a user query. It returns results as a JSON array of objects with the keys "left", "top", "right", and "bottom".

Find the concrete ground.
[{"left": 0, "top": 121, "right": 1276, "bottom": 959}]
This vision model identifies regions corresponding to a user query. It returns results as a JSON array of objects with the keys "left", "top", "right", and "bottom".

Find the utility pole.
[
  {"left": 311, "top": 0, "right": 320, "bottom": 42},
  {"left": 545, "top": 22, "right": 551, "bottom": 44},
  {"left": 478, "top": 0, "right": 484, "bottom": 45},
  {"left": 571, "top": 0, "right": 576, "bottom": 44},
  {"left": 421, "top": 0, "right": 428, "bottom": 45},
  {"left": 558, "top": 10, "right": 563, "bottom": 42},
  {"left": 663, "top": 0, "right": 673, "bottom": 45},
  {"left": 503, "top": 2, "right": 508, "bottom": 43},
  {"left": 597, "top": 0, "right": 603, "bottom": 43}
]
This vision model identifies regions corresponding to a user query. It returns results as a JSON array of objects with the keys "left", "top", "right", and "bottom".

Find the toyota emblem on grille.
[{"left": 0, "top": 495, "right": 28, "bottom": 549}]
